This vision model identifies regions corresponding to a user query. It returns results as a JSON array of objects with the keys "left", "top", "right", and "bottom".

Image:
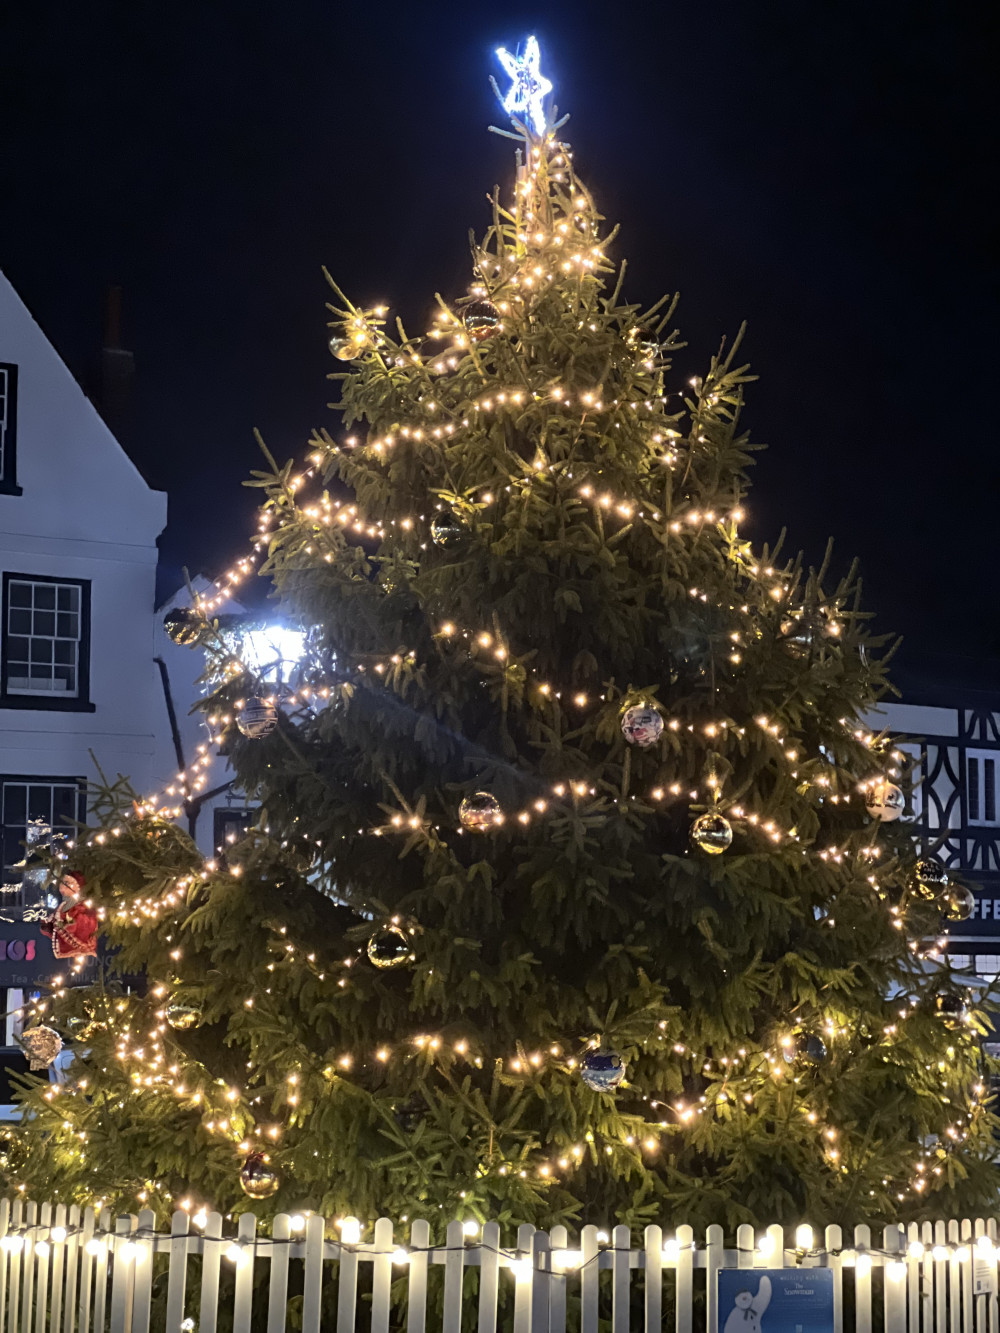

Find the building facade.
[
  {"left": 873, "top": 692, "right": 1000, "bottom": 975},
  {"left": 0, "top": 271, "right": 168, "bottom": 1104}
]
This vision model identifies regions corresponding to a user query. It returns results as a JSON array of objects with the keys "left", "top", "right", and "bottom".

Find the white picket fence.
[{"left": 1, "top": 1197, "right": 999, "bottom": 1333}]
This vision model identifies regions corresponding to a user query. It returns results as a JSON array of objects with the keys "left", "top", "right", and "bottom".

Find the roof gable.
[{"left": 0, "top": 270, "right": 166, "bottom": 546}]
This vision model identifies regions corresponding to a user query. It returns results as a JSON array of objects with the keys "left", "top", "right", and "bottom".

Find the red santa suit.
[{"left": 40, "top": 872, "right": 98, "bottom": 960}]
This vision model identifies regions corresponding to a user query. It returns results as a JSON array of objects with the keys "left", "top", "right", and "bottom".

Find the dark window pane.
[
  {"left": 30, "top": 640, "right": 53, "bottom": 664},
  {"left": 8, "top": 583, "right": 31, "bottom": 608},
  {"left": 27, "top": 787, "right": 54, "bottom": 822},
  {"left": 969, "top": 758, "right": 981, "bottom": 821},
  {"left": 3, "top": 785, "right": 27, "bottom": 824},
  {"left": 987, "top": 761, "right": 997, "bottom": 824},
  {"left": 57, "top": 586, "right": 79, "bottom": 611},
  {"left": 33, "top": 586, "right": 55, "bottom": 610},
  {"left": 2, "top": 830, "right": 24, "bottom": 877},
  {"left": 7, "top": 635, "right": 29, "bottom": 660},
  {"left": 8, "top": 610, "right": 31, "bottom": 635},
  {"left": 33, "top": 610, "right": 55, "bottom": 636},
  {"left": 51, "top": 786, "right": 79, "bottom": 828},
  {"left": 56, "top": 613, "right": 78, "bottom": 639},
  {"left": 54, "top": 665, "right": 75, "bottom": 689},
  {"left": 53, "top": 640, "right": 75, "bottom": 664}
]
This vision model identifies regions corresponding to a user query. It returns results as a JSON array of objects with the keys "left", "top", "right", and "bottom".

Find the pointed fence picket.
[{"left": 3, "top": 1198, "right": 1000, "bottom": 1333}]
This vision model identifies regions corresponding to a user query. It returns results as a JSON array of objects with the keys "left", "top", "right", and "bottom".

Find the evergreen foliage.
[{"left": 6, "top": 101, "right": 998, "bottom": 1233}]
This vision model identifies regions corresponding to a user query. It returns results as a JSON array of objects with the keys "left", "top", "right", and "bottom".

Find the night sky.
[{"left": 2, "top": 1, "right": 995, "bottom": 685}]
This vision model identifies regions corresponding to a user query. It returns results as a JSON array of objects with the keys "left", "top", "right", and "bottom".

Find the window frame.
[
  {"left": 0, "top": 572, "right": 94, "bottom": 712},
  {"left": 0, "top": 363, "right": 22, "bottom": 495},
  {"left": 0, "top": 773, "right": 87, "bottom": 911}
]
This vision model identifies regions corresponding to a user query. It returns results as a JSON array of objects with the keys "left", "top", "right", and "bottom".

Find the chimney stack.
[{"left": 99, "top": 284, "right": 135, "bottom": 442}]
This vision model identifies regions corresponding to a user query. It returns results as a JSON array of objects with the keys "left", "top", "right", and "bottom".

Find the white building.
[
  {"left": 0, "top": 271, "right": 170, "bottom": 1102},
  {"left": 0, "top": 274, "right": 295, "bottom": 1113}
]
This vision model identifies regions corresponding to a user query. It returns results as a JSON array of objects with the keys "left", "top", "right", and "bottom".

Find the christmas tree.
[{"left": 7, "top": 39, "right": 998, "bottom": 1233}]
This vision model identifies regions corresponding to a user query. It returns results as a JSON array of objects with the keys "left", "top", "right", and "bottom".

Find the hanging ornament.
[
  {"left": 163, "top": 607, "right": 205, "bottom": 648},
  {"left": 366, "top": 925, "right": 414, "bottom": 970},
  {"left": 580, "top": 1049, "right": 626, "bottom": 1092},
  {"left": 462, "top": 300, "right": 500, "bottom": 342},
  {"left": 19, "top": 1026, "right": 63, "bottom": 1071},
  {"left": 934, "top": 992, "right": 968, "bottom": 1030},
  {"left": 912, "top": 857, "right": 949, "bottom": 899},
  {"left": 942, "top": 884, "right": 975, "bottom": 922},
  {"left": 782, "top": 1031, "right": 828, "bottom": 1066},
  {"left": 239, "top": 1151, "right": 280, "bottom": 1199},
  {"left": 394, "top": 1095, "right": 426, "bottom": 1134},
  {"left": 430, "top": 510, "right": 465, "bottom": 547},
  {"left": 165, "top": 1000, "right": 202, "bottom": 1031},
  {"left": 620, "top": 705, "right": 664, "bottom": 749},
  {"left": 690, "top": 811, "right": 733, "bottom": 855},
  {"left": 328, "top": 334, "right": 366, "bottom": 362},
  {"left": 778, "top": 614, "right": 816, "bottom": 660},
  {"left": 236, "top": 697, "right": 279, "bottom": 739},
  {"left": 866, "top": 780, "right": 904, "bottom": 822},
  {"left": 40, "top": 873, "right": 98, "bottom": 959},
  {"left": 459, "top": 791, "right": 504, "bottom": 832}
]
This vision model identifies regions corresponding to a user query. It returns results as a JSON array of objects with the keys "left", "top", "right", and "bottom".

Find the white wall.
[{"left": 0, "top": 271, "right": 167, "bottom": 823}]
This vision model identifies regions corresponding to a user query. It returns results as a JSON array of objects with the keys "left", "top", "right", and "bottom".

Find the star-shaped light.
[{"left": 495, "top": 36, "right": 552, "bottom": 137}]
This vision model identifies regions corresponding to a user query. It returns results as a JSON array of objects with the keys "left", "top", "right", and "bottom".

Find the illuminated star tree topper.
[{"left": 494, "top": 35, "right": 553, "bottom": 137}]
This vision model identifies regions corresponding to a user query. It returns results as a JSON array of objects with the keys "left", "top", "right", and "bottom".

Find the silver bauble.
[
  {"left": 580, "top": 1049, "right": 625, "bottom": 1092},
  {"left": 430, "top": 510, "right": 465, "bottom": 547},
  {"left": 163, "top": 608, "right": 204, "bottom": 648},
  {"left": 458, "top": 792, "right": 503, "bottom": 831},
  {"left": 866, "top": 780, "right": 904, "bottom": 822},
  {"left": 782, "top": 1031, "right": 828, "bottom": 1065},
  {"left": 620, "top": 705, "right": 664, "bottom": 748},
  {"left": 691, "top": 811, "right": 733, "bottom": 855},
  {"left": 236, "top": 697, "right": 279, "bottom": 739},
  {"left": 462, "top": 300, "right": 500, "bottom": 342},
  {"left": 912, "top": 857, "right": 949, "bottom": 899},
  {"left": 934, "top": 992, "right": 968, "bottom": 1030},
  {"left": 366, "top": 925, "right": 414, "bottom": 969},
  {"left": 165, "top": 1001, "right": 202, "bottom": 1031},
  {"left": 329, "top": 335, "right": 363, "bottom": 361},
  {"left": 239, "top": 1152, "right": 280, "bottom": 1199},
  {"left": 942, "top": 884, "right": 975, "bottom": 922}
]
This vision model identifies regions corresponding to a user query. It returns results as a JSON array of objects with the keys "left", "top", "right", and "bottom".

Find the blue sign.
[{"left": 717, "top": 1268, "right": 834, "bottom": 1333}]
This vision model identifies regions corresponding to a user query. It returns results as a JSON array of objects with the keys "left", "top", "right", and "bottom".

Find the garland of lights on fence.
[{"left": 1, "top": 1213, "right": 994, "bottom": 1280}]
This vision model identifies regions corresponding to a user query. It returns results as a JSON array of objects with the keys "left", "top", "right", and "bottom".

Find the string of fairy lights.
[
  {"left": 19, "top": 903, "right": 986, "bottom": 1215},
  {"left": 6, "top": 90, "right": 990, "bottom": 1226},
  {"left": 0, "top": 1211, "right": 995, "bottom": 1277}
]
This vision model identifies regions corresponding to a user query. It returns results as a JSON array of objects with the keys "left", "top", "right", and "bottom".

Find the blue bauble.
[{"left": 580, "top": 1049, "right": 625, "bottom": 1092}]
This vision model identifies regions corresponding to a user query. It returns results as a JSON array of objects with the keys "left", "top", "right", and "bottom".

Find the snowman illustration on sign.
[{"left": 723, "top": 1276, "right": 772, "bottom": 1333}]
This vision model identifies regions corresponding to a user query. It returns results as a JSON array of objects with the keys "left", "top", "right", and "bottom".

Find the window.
[
  {"left": 1, "top": 574, "right": 93, "bottom": 711},
  {"left": 1, "top": 989, "right": 25, "bottom": 1048},
  {"left": 0, "top": 777, "right": 86, "bottom": 909},
  {"left": 948, "top": 954, "right": 971, "bottom": 971},
  {"left": 977, "top": 955, "right": 1000, "bottom": 976},
  {"left": 966, "top": 749, "right": 1000, "bottom": 826},
  {"left": 0, "top": 363, "right": 21, "bottom": 494},
  {"left": 213, "top": 807, "right": 255, "bottom": 860}
]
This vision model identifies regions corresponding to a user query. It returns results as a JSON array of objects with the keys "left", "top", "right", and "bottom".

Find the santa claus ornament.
[{"left": 40, "top": 872, "right": 98, "bottom": 960}]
